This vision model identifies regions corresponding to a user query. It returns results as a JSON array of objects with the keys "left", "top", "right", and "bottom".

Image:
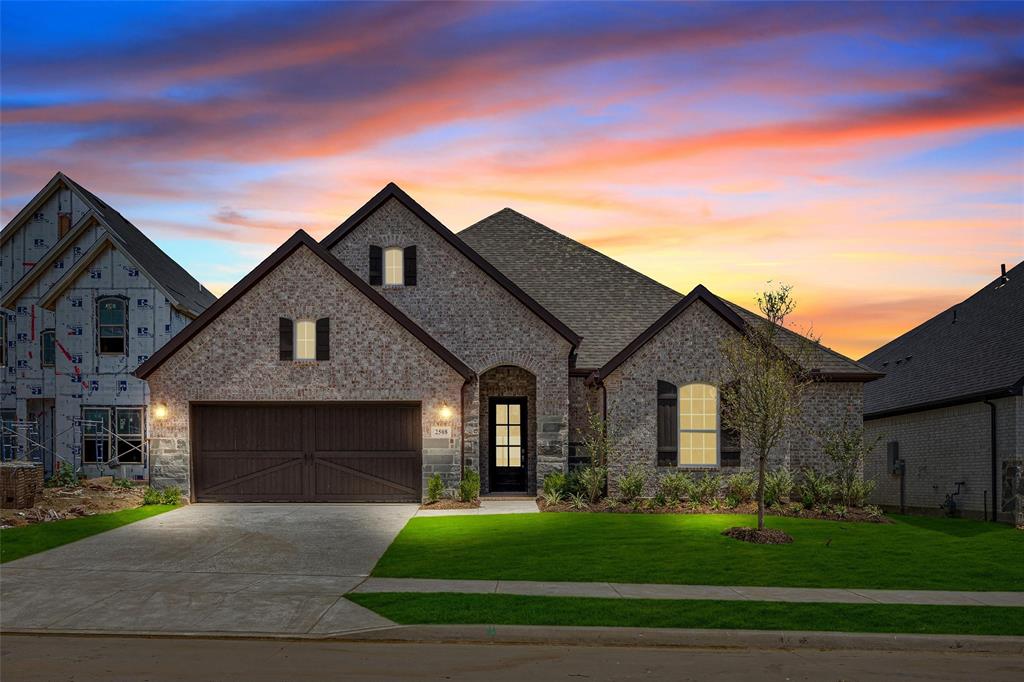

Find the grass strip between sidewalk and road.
[
  {"left": 348, "top": 592, "right": 1024, "bottom": 637},
  {"left": 0, "top": 505, "right": 177, "bottom": 563}
]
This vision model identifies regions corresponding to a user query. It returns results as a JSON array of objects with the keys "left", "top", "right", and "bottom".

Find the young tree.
[
  {"left": 823, "top": 421, "right": 879, "bottom": 507},
  {"left": 720, "top": 284, "right": 816, "bottom": 532}
]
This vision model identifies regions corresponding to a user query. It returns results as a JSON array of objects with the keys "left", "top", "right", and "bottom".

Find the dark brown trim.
[
  {"left": 864, "top": 381, "right": 1023, "bottom": 420},
  {"left": 320, "top": 182, "right": 581, "bottom": 348},
  {"left": 569, "top": 367, "right": 598, "bottom": 377},
  {"left": 134, "top": 231, "right": 474, "bottom": 381},
  {"left": 808, "top": 370, "right": 886, "bottom": 382},
  {"left": 594, "top": 285, "right": 746, "bottom": 382}
]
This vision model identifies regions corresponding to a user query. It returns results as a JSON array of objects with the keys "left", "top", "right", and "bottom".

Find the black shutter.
[
  {"left": 403, "top": 246, "right": 417, "bottom": 286},
  {"left": 369, "top": 245, "right": 383, "bottom": 285},
  {"left": 279, "top": 318, "right": 293, "bottom": 361},
  {"left": 657, "top": 381, "right": 677, "bottom": 466},
  {"left": 315, "top": 317, "right": 330, "bottom": 361}
]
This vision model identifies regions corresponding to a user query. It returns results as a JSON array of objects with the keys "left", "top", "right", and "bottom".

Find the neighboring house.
[
  {"left": 0, "top": 172, "right": 216, "bottom": 479},
  {"left": 136, "top": 183, "right": 877, "bottom": 502},
  {"left": 861, "top": 262, "right": 1023, "bottom": 523}
]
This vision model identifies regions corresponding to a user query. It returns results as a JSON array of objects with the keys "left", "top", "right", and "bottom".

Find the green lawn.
[
  {"left": 373, "top": 513, "right": 1024, "bottom": 591},
  {"left": 349, "top": 592, "right": 1024, "bottom": 636},
  {"left": 0, "top": 505, "right": 177, "bottom": 563}
]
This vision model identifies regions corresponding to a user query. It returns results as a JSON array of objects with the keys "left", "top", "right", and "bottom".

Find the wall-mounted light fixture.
[
  {"left": 153, "top": 403, "right": 169, "bottom": 420},
  {"left": 438, "top": 404, "right": 453, "bottom": 421}
]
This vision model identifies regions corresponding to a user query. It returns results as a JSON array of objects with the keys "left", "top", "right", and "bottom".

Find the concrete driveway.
[{"left": 0, "top": 503, "right": 417, "bottom": 636}]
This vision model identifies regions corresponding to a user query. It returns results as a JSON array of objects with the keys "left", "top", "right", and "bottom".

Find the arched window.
[
  {"left": 678, "top": 383, "right": 718, "bottom": 466},
  {"left": 97, "top": 296, "right": 127, "bottom": 355}
]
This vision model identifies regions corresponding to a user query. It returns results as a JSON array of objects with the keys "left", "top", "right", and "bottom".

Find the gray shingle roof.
[
  {"left": 460, "top": 208, "right": 873, "bottom": 377},
  {"left": 860, "top": 261, "right": 1024, "bottom": 417},
  {"left": 62, "top": 175, "right": 216, "bottom": 316}
]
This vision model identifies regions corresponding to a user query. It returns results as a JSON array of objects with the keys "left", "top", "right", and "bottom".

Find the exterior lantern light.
[
  {"left": 438, "top": 404, "right": 454, "bottom": 421},
  {"left": 153, "top": 403, "right": 169, "bottom": 420}
]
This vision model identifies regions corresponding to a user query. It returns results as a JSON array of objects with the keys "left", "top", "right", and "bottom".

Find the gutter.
[{"left": 865, "top": 384, "right": 1022, "bottom": 421}]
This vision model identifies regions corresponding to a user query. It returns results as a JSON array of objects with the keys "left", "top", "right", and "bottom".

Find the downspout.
[{"left": 983, "top": 400, "right": 997, "bottom": 522}]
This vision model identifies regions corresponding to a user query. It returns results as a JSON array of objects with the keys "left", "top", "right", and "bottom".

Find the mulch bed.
[
  {"left": 537, "top": 498, "right": 890, "bottom": 523},
  {"left": 419, "top": 499, "right": 481, "bottom": 510},
  {"left": 722, "top": 526, "right": 794, "bottom": 544}
]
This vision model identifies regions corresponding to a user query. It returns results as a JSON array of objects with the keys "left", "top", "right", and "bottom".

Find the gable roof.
[
  {"left": 1, "top": 172, "right": 215, "bottom": 317},
  {"left": 60, "top": 175, "right": 216, "bottom": 317},
  {"left": 1, "top": 171, "right": 72, "bottom": 246},
  {"left": 2, "top": 210, "right": 102, "bottom": 308},
  {"left": 594, "top": 284, "right": 745, "bottom": 381},
  {"left": 861, "top": 261, "right": 1024, "bottom": 418},
  {"left": 460, "top": 208, "right": 878, "bottom": 380},
  {"left": 134, "top": 230, "right": 474, "bottom": 381},
  {"left": 320, "top": 183, "right": 581, "bottom": 349}
]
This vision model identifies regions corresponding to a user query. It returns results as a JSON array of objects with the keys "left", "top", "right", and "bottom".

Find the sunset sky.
[{"left": 2, "top": 1, "right": 1021, "bottom": 358}]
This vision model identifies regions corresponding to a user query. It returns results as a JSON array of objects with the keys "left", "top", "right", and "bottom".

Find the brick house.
[
  {"left": 136, "top": 183, "right": 878, "bottom": 501},
  {"left": 862, "top": 262, "right": 1023, "bottom": 523},
  {"left": 1, "top": 172, "right": 215, "bottom": 479}
]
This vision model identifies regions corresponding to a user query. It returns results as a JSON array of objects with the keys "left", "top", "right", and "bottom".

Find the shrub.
[
  {"left": 47, "top": 461, "right": 78, "bottom": 488},
  {"left": 112, "top": 477, "right": 133, "bottom": 489},
  {"left": 652, "top": 491, "right": 667, "bottom": 507},
  {"left": 725, "top": 472, "right": 757, "bottom": 504},
  {"left": 617, "top": 466, "right": 648, "bottom": 503},
  {"left": 564, "top": 470, "right": 584, "bottom": 497},
  {"left": 543, "top": 489, "right": 563, "bottom": 505},
  {"left": 863, "top": 504, "right": 884, "bottom": 520},
  {"left": 426, "top": 473, "right": 445, "bottom": 503},
  {"left": 691, "top": 472, "right": 723, "bottom": 504},
  {"left": 823, "top": 423, "right": 879, "bottom": 507},
  {"left": 142, "top": 487, "right": 163, "bottom": 505},
  {"left": 161, "top": 486, "right": 182, "bottom": 505},
  {"left": 458, "top": 469, "right": 480, "bottom": 502},
  {"left": 764, "top": 467, "right": 794, "bottom": 507},
  {"left": 543, "top": 472, "right": 568, "bottom": 499},
  {"left": 579, "top": 466, "right": 607, "bottom": 503},
  {"left": 798, "top": 468, "right": 836, "bottom": 508},
  {"left": 569, "top": 492, "right": 588, "bottom": 510},
  {"left": 658, "top": 472, "right": 693, "bottom": 504}
]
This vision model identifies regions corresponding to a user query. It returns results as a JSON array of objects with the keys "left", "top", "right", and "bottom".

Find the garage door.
[{"left": 192, "top": 403, "right": 421, "bottom": 502}]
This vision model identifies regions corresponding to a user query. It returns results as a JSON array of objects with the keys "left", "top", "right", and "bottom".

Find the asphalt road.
[{"left": 3, "top": 635, "right": 1022, "bottom": 681}]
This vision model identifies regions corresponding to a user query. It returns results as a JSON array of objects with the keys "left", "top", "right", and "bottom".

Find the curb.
[
  {"left": 339, "top": 624, "right": 1024, "bottom": 654},
  {"left": 5, "top": 625, "right": 1021, "bottom": 654}
]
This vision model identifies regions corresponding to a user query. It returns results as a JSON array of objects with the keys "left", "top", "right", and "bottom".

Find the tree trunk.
[{"left": 757, "top": 453, "right": 766, "bottom": 530}]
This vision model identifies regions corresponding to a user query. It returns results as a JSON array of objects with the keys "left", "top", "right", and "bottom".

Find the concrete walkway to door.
[{"left": 0, "top": 503, "right": 416, "bottom": 636}]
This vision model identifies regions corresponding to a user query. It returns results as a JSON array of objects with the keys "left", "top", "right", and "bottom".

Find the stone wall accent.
[
  {"left": 478, "top": 366, "right": 537, "bottom": 493},
  {"left": 144, "top": 246, "right": 466, "bottom": 498},
  {"left": 864, "top": 395, "right": 1021, "bottom": 522},
  {"left": 330, "top": 198, "right": 572, "bottom": 488},
  {"left": 603, "top": 299, "right": 866, "bottom": 495},
  {"left": 568, "top": 374, "right": 601, "bottom": 467}
]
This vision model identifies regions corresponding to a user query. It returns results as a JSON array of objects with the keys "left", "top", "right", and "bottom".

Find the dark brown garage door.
[{"left": 192, "top": 403, "right": 421, "bottom": 502}]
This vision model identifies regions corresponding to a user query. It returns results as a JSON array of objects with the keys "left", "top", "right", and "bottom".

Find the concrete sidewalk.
[
  {"left": 414, "top": 499, "right": 538, "bottom": 516},
  {"left": 354, "top": 577, "right": 1024, "bottom": 607}
]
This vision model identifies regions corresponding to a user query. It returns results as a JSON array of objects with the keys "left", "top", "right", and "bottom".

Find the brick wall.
[
  {"left": 145, "top": 246, "right": 466, "bottom": 498},
  {"left": 864, "top": 395, "right": 1022, "bottom": 522},
  {"left": 330, "top": 198, "right": 572, "bottom": 489},
  {"left": 604, "top": 299, "right": 865, "bottom": 494}
]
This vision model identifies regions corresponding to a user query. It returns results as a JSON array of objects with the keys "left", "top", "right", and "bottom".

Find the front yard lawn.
[
  {"left": 0, "top": 505, "right": 177, "bottom": 563},
  {"left": 349, "top": 593, "right": 1024, "bottom": 636},
  {"left": 373, "top": 513, "right": 1023, "bottom": 591}
]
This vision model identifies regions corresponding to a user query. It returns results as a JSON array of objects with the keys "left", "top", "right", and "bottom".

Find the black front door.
[{"left": 489, "top": 397, "right": 527, "bottom": 492}]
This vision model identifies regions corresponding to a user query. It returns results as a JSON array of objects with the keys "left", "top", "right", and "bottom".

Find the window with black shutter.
[
  {"left": 369, "top": 245, "right": 383, "bottom": 285},
  {"left": 279, "top": 317, "right": 293, "bottom": 360},
  {"left": 315, "top": 317, "right": 330, "bottom": 361},
  {"left": 657, "top": 380, "right": 677, "bottom": 466},
  {"left": 403, "top": 246, "right": 417, "bottom": 286}
]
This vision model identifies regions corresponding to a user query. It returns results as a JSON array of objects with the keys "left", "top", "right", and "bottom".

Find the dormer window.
[{"left": 384, "top": 247, "right": 403, "bottom": 285}]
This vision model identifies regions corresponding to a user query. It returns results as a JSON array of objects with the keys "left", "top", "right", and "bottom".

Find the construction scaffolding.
[{"left": 0, "top": 416, "right": 147, "bottom": 474}]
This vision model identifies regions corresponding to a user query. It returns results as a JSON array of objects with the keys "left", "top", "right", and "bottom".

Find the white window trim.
[
  {"left": 678, "top": 383, "right": 720, "bottom": 468},
  {"left": 294, "top": 319, "right": 316, "bottom": 360},
  {"left": 383, "top": 247, "right": 404, "bottom": 286}
]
